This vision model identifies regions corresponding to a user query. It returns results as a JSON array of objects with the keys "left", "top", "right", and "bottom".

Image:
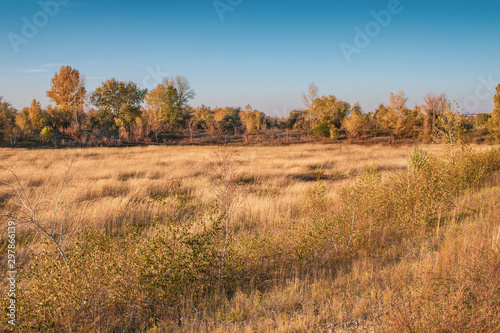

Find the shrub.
[
  {"left": 12, "top": 205, "right": 226, "bottom": 332},
  {"left": 312, "top": 121, "right": 330, "bottom": 138},
  {"left": 335, "top": 146, "right": 500, "bottom": 258},
  {"left": 138, "top": 207, "right": 225, "bottom": 310},
  {"left": 14, "top": 228, "right": 146, "bottom": 332},
  {"left": 40, "top": 126, "right": 53, "bottom": 141}
]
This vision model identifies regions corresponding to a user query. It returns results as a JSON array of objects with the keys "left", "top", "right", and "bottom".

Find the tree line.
[{"left": 1, "top": 66, "right": 500, "bottom": 146}]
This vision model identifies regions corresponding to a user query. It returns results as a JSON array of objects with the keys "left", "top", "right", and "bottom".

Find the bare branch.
[{"left": 0, "top": 162, "right": 73, "bottom": 262}]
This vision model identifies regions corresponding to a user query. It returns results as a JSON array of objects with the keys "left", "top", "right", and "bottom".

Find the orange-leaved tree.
[{"left": 46, "top": 66, "right": 86, "bottom": 126}]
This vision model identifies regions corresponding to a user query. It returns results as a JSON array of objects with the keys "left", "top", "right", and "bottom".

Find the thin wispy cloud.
[
  {"left": 44, "top": 63, "right": 63, "bottom": 68},
  {"left": 17, "top": 69, "right": 48, "bottom": 73},
  {"left": 42, "top": 61, "right": 99, "bottom": 68}
]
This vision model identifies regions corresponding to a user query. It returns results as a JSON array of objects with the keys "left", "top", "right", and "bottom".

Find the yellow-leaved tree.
[
  {"left": 491, "top": 83, "right": 500, "bottom": 127},
  {"left": 46, "top": 66, "right": 86, "bottom": 126},
  {"left": 342, "top": 102, "right": 368, "bottom": 139},
  {"left": 16, "top": 99, "right": 47, "bottom": 135},
  {"left": 144, "top": 83, "right": 181, "bottom": 141},
  {"left": 240, "top": 105, "right": 265, "bottom": 135}
]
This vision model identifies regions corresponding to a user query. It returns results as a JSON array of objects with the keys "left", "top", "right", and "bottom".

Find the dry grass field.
[
  {"left": 1, "top": 143, "right": 500, "bottom": 332},
  {"left": 0, "top": 144, "right": 441, "bottom": 233}
]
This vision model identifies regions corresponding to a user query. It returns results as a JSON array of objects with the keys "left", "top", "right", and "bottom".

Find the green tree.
[
  {"left": 46, "top": 66, "right": 86, "bottom": 126},
  {"left": 116, "top": 103, "right": 143, "bottom": 139},
  {"left": 312, "top": 121, "right": 331, "bottom": 138},
  {"left": 89, "top": 79, "right": 146, "bottom": 137},
  {"left": 308, "top": 95, "right": 351, "bottom": 137},
  {"left": 40, "top": 126, "right": 53, "bottom": 143}
]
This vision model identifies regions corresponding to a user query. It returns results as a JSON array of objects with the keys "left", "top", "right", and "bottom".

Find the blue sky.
[{"left": 1, "top": 0, "right": 499, "bottom": 116}]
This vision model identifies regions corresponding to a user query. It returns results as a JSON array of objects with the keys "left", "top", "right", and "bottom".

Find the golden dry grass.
[
  {"left": 1, "top": 143, "right": 499, "bottom": 332},
  {"left": 0, "top": 143, "right": 448, "bottom": 235},
  {"left": 151, "top": 172, "right": 500, "bottom": 333}
]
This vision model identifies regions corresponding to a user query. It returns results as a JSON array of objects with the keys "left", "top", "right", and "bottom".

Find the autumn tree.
[
  {"left": 15, "top": 109, "right": 30, "bottom": 133},
  {"left": 373, "top": 91, "right": 421, "bottom": 138},
  {"left": 45, "top": 105, "right": 72, "bottom": 132},
  {"left": 286, "top": 109, "right": 309, "bottom": 131},
  {"left": 302, "top": 82, "right": 319, "bottom": 110},
  {"left": 162, "top": 76, "right": 196, "bottom": 113},
  {"left": 190, "top": 105, "right": 213, "bottom": 131},
  {"left": 434, "top": 102, "right": 468, "bottom": 158},
  {"left": 0, "top": 97, "right": 19, "bottom": 144},
  {"left": 89, "top": 79, "right": 146, "bottom": 137},
  {"left": 342, "top": 102, "right": 369, "bottom": 139},
  {"left": 213, "top": 107, "right": 241, "bottom": 135},
  {"left": 400, "top": 106, "right": 424, "bottom": 139},
  {"left": 185, "top": 105, "right": 218, "bottom": 138},
  {"left": 373, "top": 104, "right": 391, "bottom": 132},
  {"left": 307, "top": 95, "right": 351, "bottom": 137},
  {"left": 144, "top": 83, "right": 181, "bottom": 140},
  {"left": 475, "top": 113, "right": 491, "bottom": 127},
  {"left": 16, "top": 99, "right": 47, "bottom": 135},
  {"left": 389, "top": 91, "right": 408, "bottom": 113},
  {"left": 182, "top": 106, "right": 196, "bottom": 142},
  {"left": 422, "top": 93, "right": 447, "bottom": 139},
  {"left": 46, "top": 66, "right": 86, "bottom": 126},
  {"left": 391, "top": 92, "right": 421, "bottom": 137},
  {"left": 491, "top": 83, "right": 500, "bottom": 127},
  {"left": 240, "top": 105, "right": 265, "bottom": 135}
]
